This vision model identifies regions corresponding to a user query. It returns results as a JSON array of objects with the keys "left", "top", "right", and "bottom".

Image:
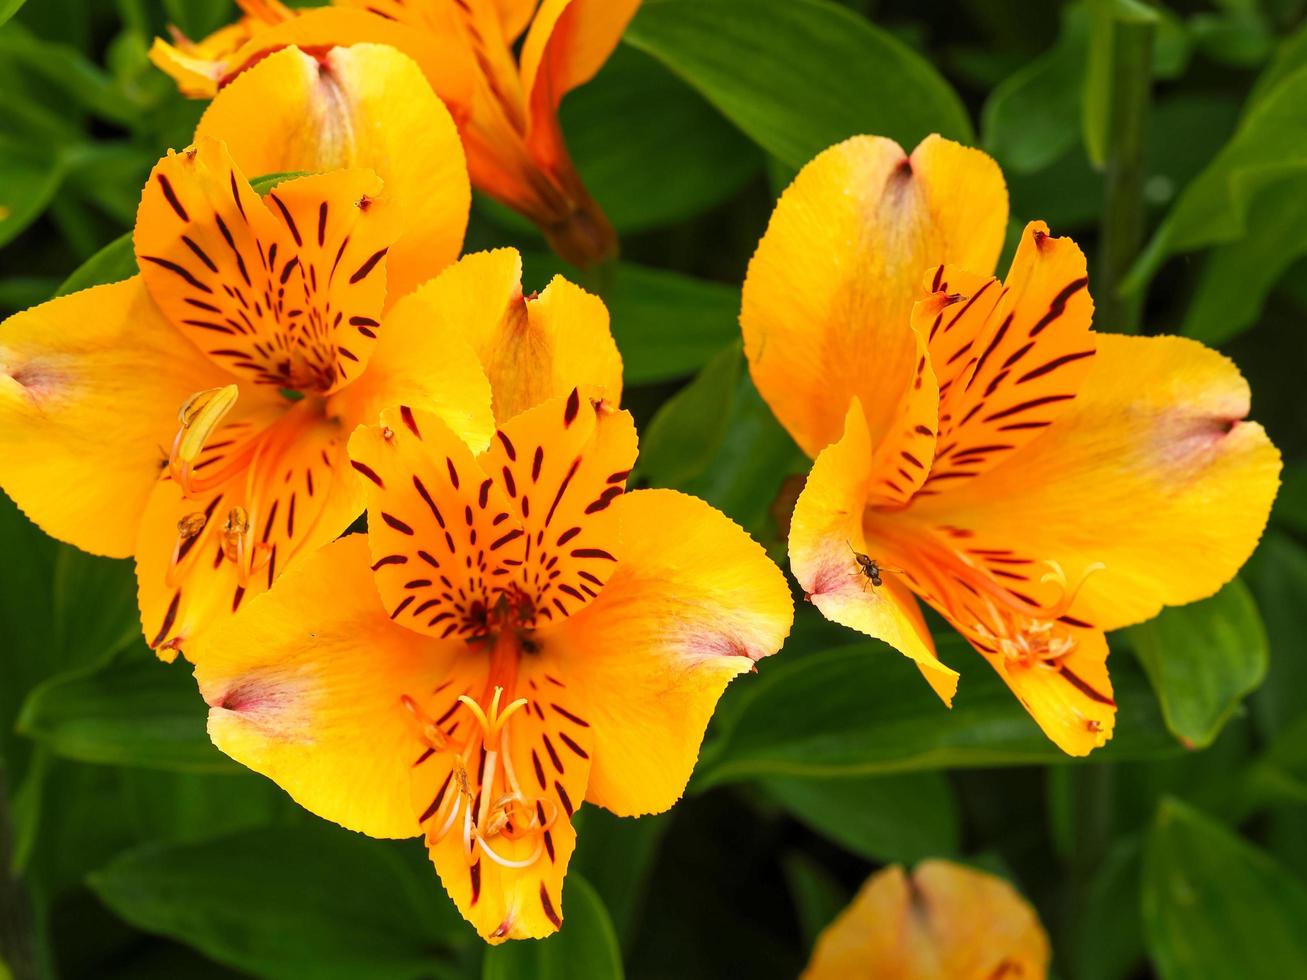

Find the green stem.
[
  {"left": 1062, "top": 762, "right": 1116, "bottom": 980},
  {"left": 1096, "top": 13, "right": 1154, "bottom": 333},
  {"left": 0, "top": 769, "right": 37, "bottom": 980}
]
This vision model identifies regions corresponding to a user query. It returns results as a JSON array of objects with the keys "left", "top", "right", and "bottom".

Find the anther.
[{"left": 170, "top": 384, "right": 239, "bottom": 495}]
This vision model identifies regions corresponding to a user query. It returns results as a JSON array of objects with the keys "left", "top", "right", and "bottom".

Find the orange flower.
[
  {"left": 802, "top": 861, "right": 1050, "bottom": 979},
  {"left": 186, "top": 254, "right": 793, "bottom": 941},
  {"left": 151, "top": 0, "right": 639, "bottom": 267},
  {"left": 742, "top": 135, "right": 1281, "bottom": 755},
  {"left": 0, "top": 45, "right": 479, "bottom": 655}
]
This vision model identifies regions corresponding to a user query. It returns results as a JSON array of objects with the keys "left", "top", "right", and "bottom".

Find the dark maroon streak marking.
[
  {"left": 140, "top": 256, "right": 212, "bottom": 293},
  {"left": 563, "top": 388, "right": 581, "bottom": 426},
  {"left": 157, "top": 173, "right": 189, "bottom": 221},
  {"left": 1016, "top": 349, "right": 1095, "bottom": 384},
  {"left": 348, "top": 248, "right": 387, "bottom": 284},
  {"left": 1059, "top": 664, "right": 1115, "bottom": 705},
  {"left": 1029, "top": 277, "right": 1089, "bottom": 337},
  {"left": 382, "top": 512, "right": 415, "bottom": 535},
  {"left": 269, "top": 193, "right": 302, "bottom": 245},
  {"left": 150, "top": 592, "right": 181, "bottom": 648},
  {"left": 351, "top": 459, "right": 385, "bottom": 487},
  {"left": 372, "top": 554, "right": 407, "bottom": 569},
  {"left": 983, "top": 394, "right": 1074, "bottom": 423}
]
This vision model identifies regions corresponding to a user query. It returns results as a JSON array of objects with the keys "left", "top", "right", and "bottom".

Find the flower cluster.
[{"left": 0, "top": 0, "right": 1281, "bottom": 964}]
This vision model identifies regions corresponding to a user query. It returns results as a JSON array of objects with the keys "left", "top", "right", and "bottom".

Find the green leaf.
[
  {"left": 0, "top": 0, "right": 27, "bottom": 27},
  {"left": 55, "top": 229, "right": 134, "bottom": 295},
  {"left": 762, "top": 771, "right": 958, "bottom": 863},
  {"left": 1068, "top": 836, "right": 1146, "bottom": 980},
  {"left": 625, "top": 0, "right": 971, "bottom": 172},
  {"left": 1245, "top": 531, "right": 1307, "bottom": 738},
  {"left": 572, "top": 808, "right": 669, "bottom": 949},
  {"left": 1128, "top": 579, "right": 1267, "bottom": 749},
  {"left": 1143, "top": 797, "right": 1307, "bottom": 979},
  {"left": 51, "top": 548, "right": 138, "bottom": 663},
  {"left": 0, "top": 25, "right": 146, "bottom": 126},
  {"left": 17, "top": 655, "right": 236, "bottom": 772},
  {"left": 562, "top": 44, "right": 762, "bottom": 232},
  {"left": 0, "top": 137, "right": 65, "bottom": 248},
  {"left": 482, "top": 875, "right": 622, "bottom": 980},
  {"left": 635, "top": 345, "right": 741, "bottom": 488},
  {"left": 89, "top": 824, "right": 467, "bottom": 980},
  {"left": 982, "top": 4, "right": 1088, "bottom": 174},
  {"left": 1126, "top": 64, "right": 1307, "bottom": 293},
  {"left": 522, "top": 254, "right": 741, "bottom": 385},
  {"left": 781, "top": 853, "right": 848, "bottom": 950},
  {"left": 0, "top": 494, "right": 57, "bottom": 770},
  {"left": 695, "top": 637, "right": 1176, "bottom": 788}
]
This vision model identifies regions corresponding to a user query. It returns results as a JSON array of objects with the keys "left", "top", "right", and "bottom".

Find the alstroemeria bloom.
[
  {"left": 742, "top": 134, "right": 1281, "bottom": 755},
  {"left": 0, "top": 45, "right": 481, "bottom": 654},
  {"left": 186, "top": 254, "right": 793, "bottom": 941},
  {"left": 151, "top": 0, "right": 639, "bottom": 267},
  {"left": 802, "top": 861, "right": 1050, "bottom": 979}
]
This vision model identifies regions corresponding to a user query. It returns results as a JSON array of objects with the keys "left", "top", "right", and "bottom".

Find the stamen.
[{"left": 170, "top": 385, "right": 242, "bottom": 494}]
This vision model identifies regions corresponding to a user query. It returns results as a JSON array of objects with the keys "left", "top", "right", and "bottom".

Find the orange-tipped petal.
[
  {"left": 910, "top": 333, "right": 1281, "bottom": 633},
  {"left": 546, "top": 488, "right": 793, "bottom": 816},
  {"left": 803, "top": 860, "right": 1050, "bottom": 980},
  {"left": 136, "top": 139, "right": 399, "bottom": 394},
  {"left": 387, "top": 249, "right": 622, "bottom": 425},
  {"left": 520, "top": 0, "right": 640, "bottom": 120},
  {"left": 911, "top": 221, "right": 1096, "bottom": 494},
  {"left": 348, "top": 391, "right": 637, "bottom": 638},
  {"left": 196, "top": 44, "right": 470, "bottom": 302},
  {"left": 742, "top": 134, "right": 1007, "bottom": 459},
  {"left": 0, "top": 278, "right": 231, "bottom": 557},
  {"left": 790, "top": 400, "right": 959, "bottom": 704},
  {"left": 188, "top": 534, "right": 451, "bottom": 838},
  {"left": 136, "top": 393, "right": 365, "bottom": 657}
]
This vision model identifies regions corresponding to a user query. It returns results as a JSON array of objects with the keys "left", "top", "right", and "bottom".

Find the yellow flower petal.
[
  {"left": 912, "top": 221, "right": 1096, "bottom": 493},
  {"left": 791, "top": 400, "right": 959, "bottom": 704},
  {"left": 136, "top": 396, "right": 364, "bottom": 657},
  {"left": 0, "top": 278, "right": 230, "bottom": 557},
  {"left": 388, "top": 249, "right": 622, "bottom": 425},
  {"left": 136, "top": 138, "right": 399, "bottom": 394},
  {"left": 188, "top": 533, "right": 447, "bottom": 839},
  {"left": 742, "top": 134, "right": 1007, "bottom": 458},
  {"left": 545, "top": 488, "right": 793, "bottom": 816},
  {"left": 910, "top": 333, "right": 1281, "bottom": 632},
  {"left": 803, "top": 860, "right": 1050, "bottom": 980},
  {"left": 196, "top": 44, "right": 470, "bottom": 302}
]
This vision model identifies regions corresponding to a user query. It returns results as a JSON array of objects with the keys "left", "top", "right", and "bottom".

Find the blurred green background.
[{"left": 3, "top": 0, "right": 1307, "bottom": 977}]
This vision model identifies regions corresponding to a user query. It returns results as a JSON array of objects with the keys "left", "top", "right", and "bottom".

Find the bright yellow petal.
[
  {"left": 390, "top": 249, "right": 622, "bottom": 424},
  {"left": 136, "top": 395, "right": 365, "bottom": 656},
  {"left": 742, "top": 134, "right": 1007, "bottom": 458},
  {"left": 0, "top": 278, "right": 230, "bottom": 557},
  {"left": 544, "top": 488, "right": 792, "bottom": 816},
  {"left": 790, "top": 400, "right": 959, "bottom": 704},
  {"left": 910, "top": 333, "right": 1281, "bottom": 632},
  {"left": 188, "top": 533, "right": 446, "bottom": 838},
  {"left": 196, "top": 44, "right": 470, "bottom": 302},
  {"left": 912, "top": 221, "right": 1096, "bottom": 495},
  {"left": 136, "top": 138, "right": 398, "bottom": 394},
  {"left": 802, "top": 860, "right": 1050, "bottom": 980}
]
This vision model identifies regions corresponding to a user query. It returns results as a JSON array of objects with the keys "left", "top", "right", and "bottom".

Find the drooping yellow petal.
[
  {"left": 412, "top": 641, "right": 591, "bottom": 943},
  {"left": 388, "top": 250, "right": 622, "bottom": 426},
  {"left": 803, "top": 860, "right": 1050, "bottom": 980},
  {"left": 545, "top": 488, "right": 792, "bottom": 816},
  {"left": 188, "top": 533, "right": 449, "bottom": 839},
  {"left": 742, "top": 134, "right": 1007, "bottom": 458},
  {"left": 136, "top": 138, "right": 399, "bottom": 394},
  {"left": 136, "top": 394, "right": 364, "bottom": 657},
  {"left": 196, "top": 44, "right": 470, "bottom": 302},
  {"left": 0, "top": 278, "right": 231, "bottom": 557},
  {"left": 791, "top": 400, "right": 959, "bottom": 704},
  {"left": 909, "top": 333, "right": 1281, "bottom": 632},
  {"left": 912, "top": 221, "right": 1096, "bottom": 495}
]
